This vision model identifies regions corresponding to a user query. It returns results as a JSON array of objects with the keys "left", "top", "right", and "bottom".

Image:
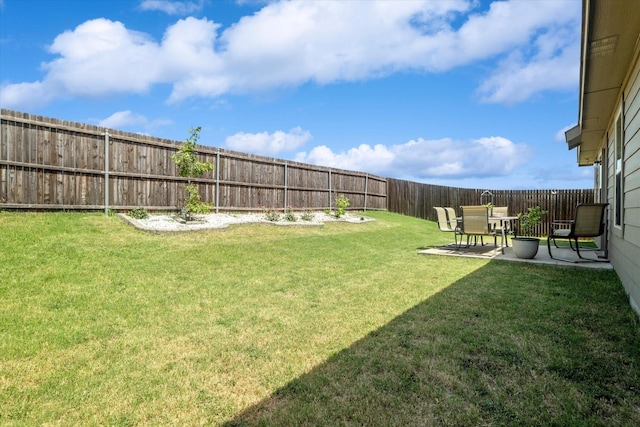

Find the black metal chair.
[{"left": 547, "top": 203, "right": 609, "bottom": 262}]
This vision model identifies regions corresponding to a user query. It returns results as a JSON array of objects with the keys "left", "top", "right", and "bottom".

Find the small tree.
[
  {"left": 335, "top": 194, "right": 350, "bottom": 218},
  {"left": 517, "top": 205, "right": 548, "bottom": 237},
  {"left": 171, "top": 126, "right": 214, "bottom": 220}
]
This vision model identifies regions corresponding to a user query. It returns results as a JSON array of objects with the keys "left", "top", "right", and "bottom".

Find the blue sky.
[{"left": 0, "top": 0, "right": 592, "bottom": 190}]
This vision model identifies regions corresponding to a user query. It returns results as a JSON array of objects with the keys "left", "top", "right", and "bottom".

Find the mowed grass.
[{"left": 0, "top": 211, "right": 638, "bottom": 426}]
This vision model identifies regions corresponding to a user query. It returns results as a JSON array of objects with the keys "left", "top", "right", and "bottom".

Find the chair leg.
[
  {"left": 575, "top": 238, "right": 584, "bottom": 258},
  {"left": 491, "top": 231, "right": 499, "bottom": 255},
  {"left": 548, "top": 235, "right": 608, "bottom": 263},
  {"left": 548, "top": 238, "right": 576, "bottom": 262}
]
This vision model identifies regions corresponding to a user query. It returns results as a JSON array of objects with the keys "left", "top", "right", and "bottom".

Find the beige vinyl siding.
[{"left": 609, "top": 52, "right": 640, "bottom": 314}]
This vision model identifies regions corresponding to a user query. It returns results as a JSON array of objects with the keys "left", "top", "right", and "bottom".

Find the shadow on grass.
[{"left": 224, "top": 263, "right": 640, "bottom": 426}]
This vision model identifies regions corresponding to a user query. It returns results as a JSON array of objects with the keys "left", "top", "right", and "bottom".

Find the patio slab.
[{"left": 418, "top": 242, "right": 612, "bottom": 269}]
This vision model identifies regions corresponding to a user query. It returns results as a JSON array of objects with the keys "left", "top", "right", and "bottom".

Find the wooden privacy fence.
[
  {"left": 0, "top": 110, "right": 387, "bottom": 213},
  {"left": 2, "top": 109, "right": 596, "bottom": 236},
  {"left": 387, "top": 178, "right": 595, "bottom": 236}
]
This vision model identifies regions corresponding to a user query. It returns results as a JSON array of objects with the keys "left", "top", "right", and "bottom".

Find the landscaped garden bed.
[{"left": 120, "top": 210, "right": 374, "bottom": 232}]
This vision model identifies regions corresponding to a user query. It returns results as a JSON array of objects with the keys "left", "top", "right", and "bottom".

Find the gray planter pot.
[{"left": 512, "top": 237, "right": 540, "bottom": 259}]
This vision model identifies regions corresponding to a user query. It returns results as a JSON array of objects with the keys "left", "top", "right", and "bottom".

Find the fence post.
[
  {"left": 284, "top": 161, "right": 288, "bottom": 211},
  {"left": 215, "top": 149, "right": 220, "bottom": 214},
  {"left": 364, "top": 174, "right": 369, "bottom": 211},
  {"left": 328, "top": 169, "right": 332, "bottom": 212},
  {"left": 104, "top": 130, "right": 109, "bottom": 215},
  {"left": 2, "top": 116, "right": 8, "bottom": 203}
]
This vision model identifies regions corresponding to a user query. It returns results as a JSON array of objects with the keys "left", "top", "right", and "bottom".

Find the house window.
[
  {"left": 594, "top": 159, "right": 601, "bottom": 202},
  {"left": 614, "top": 113, "right": 623, "bottom": 228}
]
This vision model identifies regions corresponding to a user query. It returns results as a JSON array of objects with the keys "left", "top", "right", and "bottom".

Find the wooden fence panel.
[
  {"left": 386, "top": 178, "right": 594, "bottom": 236},
  {"left": 287, "top": 165, "right": 328, "bottom": 190},
  {"left": 2, "top": 109, "right": 593, "bottom": 224},
  {"left": 1, "top": 110, "right": 387, "bottom": 211}
]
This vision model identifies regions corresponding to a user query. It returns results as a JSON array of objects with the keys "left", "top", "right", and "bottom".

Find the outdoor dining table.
[
  {"left": 454, "top": 214, "right": 518, "bottom": 252},
  {"left": 490, "top": 215, "right": 519, "bottom": 249}
]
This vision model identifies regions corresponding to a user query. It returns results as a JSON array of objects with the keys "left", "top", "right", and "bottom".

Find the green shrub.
[
  {"left": 263, "top": 207, "right": 281, "bottom": 222},
  {"left": 335, "top": 194, "right": 350, "bottom": 218},
  {"left": 184, "top": 184, "right": 212, "bottom": 217},
  {"left": 517, "top": 205, "right": 548, "bottom": 236},
  {"left": 300, "top": 209, "right": 314, "bottom": 221},
  {"left": 128, "top": 207, "right": 149, "bottom": 220},
  {"left": 284, "top": 207, "right": 297, "bottom": 222}
]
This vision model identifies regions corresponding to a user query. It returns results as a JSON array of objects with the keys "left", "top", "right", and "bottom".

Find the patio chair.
[
  {"left": 444, "top": 207, "right": 459, "bottom": 231},
  {"left": 547, "top": 203, "right": 609, "bottom": 262},
  {"left": 459, "top": 205, "right": 501, "bottom": 252},
  {"left": 489, "top": 206, "right": 513, "bottom": 241},
  {"left": 434, "top": 207, "right": 459, "bottom": 247}
]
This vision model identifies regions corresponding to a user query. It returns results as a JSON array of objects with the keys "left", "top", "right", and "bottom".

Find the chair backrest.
[
  {"left": 572, "top": 203, "right": 608, "bottom": 237},
  {"left": 461, "top": 205, "right": 490, "bottom": 235},
  {"left": 434, "top": 207, "right": 453, "bottom": 232},
  {"left": 492, "top": 206, "right": 508, "bottom": 217},
  {"left": 444, "top": 207, "right": 458, "bottom": 230},
  {"left": 489, "top": 206, "right": 509, "bottom": 230}
]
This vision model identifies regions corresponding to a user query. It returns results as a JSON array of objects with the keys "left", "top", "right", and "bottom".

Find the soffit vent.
[{"left": 589, "top": 35, "right": 618, "bottom": 58}]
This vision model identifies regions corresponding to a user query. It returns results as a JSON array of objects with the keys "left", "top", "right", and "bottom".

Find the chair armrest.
[
  {"left": 549, "top": 220, "right": 573, "bottom": 238},
  {"left": 552, "top": 220, "right": 574, "bottom": 229}
]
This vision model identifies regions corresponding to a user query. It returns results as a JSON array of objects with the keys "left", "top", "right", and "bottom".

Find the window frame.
[{"left": 614, "top": 109, "right": 624, "bottom": 229}]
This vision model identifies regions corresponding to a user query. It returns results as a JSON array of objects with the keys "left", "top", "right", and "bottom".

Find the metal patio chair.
[
  {"left": 444, "top": 207, "right": 460, "bottom": 232},
  {"left": 547, "top": 203, "right": 609, "bottom": 262},
  {"left": 489, "top": 206, "right": 511, "bottom": 232},
  {"left": 459, "top": 205, "right": 501, "bottom": 253},
  {"left": 434, "top": 207, "right": 459, "bottom": 247}
]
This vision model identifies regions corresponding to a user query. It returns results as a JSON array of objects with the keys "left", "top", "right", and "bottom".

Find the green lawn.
[{"left": 1, "top": 211, "right": 638, "bottom": 426}]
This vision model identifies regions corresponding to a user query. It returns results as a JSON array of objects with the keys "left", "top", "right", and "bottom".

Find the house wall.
[{"left": 607, "top": 52, "right": 640, "bottom": 316}]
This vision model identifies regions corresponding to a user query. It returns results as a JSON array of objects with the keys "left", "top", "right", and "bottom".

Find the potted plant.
[{"left": 512, "top": 205, "right": 548, "bottom": 259}]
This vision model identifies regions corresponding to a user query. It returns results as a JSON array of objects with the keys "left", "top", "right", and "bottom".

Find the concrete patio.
[{"left": 418, "top": 240, "right": 612, "bottom": 270}]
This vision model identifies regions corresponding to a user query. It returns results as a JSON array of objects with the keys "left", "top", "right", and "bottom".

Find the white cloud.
[
  {"left": 99, "top": 110, "right": 148, "bottom": 128},
  {"left": 531, "top": 163, "right": 594, "bottom": 183},
  {"left": 138, "top": 0, "right": 204, "bottom": 16},
  {"left": 47, "top": 19, "right": 162, "bottom": 96},
  {"left": 225, "top": 127, "right": 312, "bottom": 156},
  {"left": 295, "top": 144, "right": 395, "bottom": 173},
  {"left": 0, "top": 0, "right": 581, "bottom": 109},
  {"left": 0, "top": 17, "right": 221, "bottom": 109},
  {"left": 0, "top": 81, "right": 54, "bottom": 110},
  {"left": 97, "top": 110, "right": 172, "bottom": 132},
  {"left": 556, "top": 123, "right": 577, "bottom": 143},
  {"left": 295, "top": 136, "right": 530, "bottom": 179},
  {"left": 477, "top": 25, "right": 580, "bottom": 104}
]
